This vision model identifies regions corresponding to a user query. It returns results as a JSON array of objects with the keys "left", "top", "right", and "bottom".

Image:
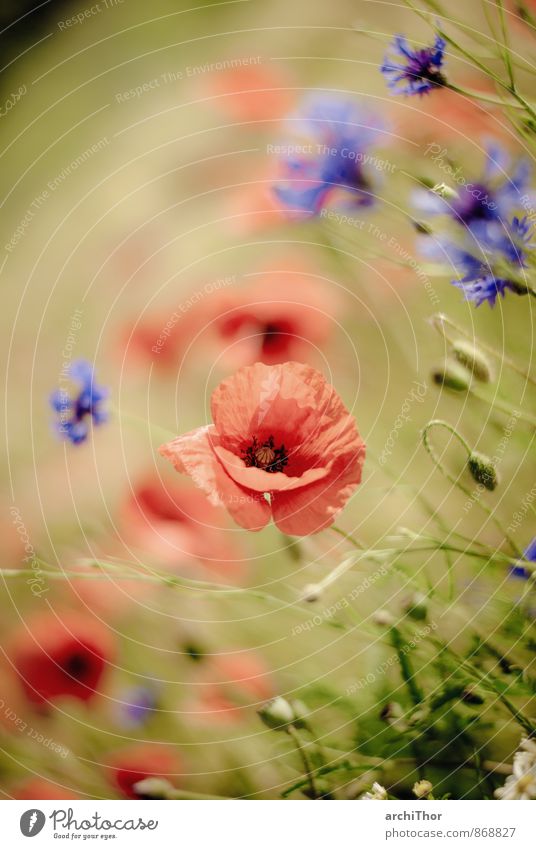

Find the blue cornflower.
[
  {"left": 381, "top": 34, "right": 446, "bottom": 96},
  {"left": 452, "top": 261, "right": 515, "bottom": 307},
  {"left": 273, "top": 95, "right": 386, "bottom": 215},
  {"left": 413, "top": 143, "right": 533, "bottom": 232},
  {"left": 119, "top": 686, "right": 158, "bottom": 727},
  {"left": 420, "top": 216, "right": 534, "bottom": 306},
  {"left": 511, "top": 538, "right": 536, "bottom": 579},
  {"left": 498, "top": 214, "right": 535, "bottom": 264},
  {"left": 50, "top": 359, "right": 108, "bottom": 444}
]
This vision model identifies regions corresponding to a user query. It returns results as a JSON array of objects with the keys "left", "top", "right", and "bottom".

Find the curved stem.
[
  {"left": 422, "top": 420, "right": 523, "bottom": 558},
  {"left": 422, "top": 418, "right": 472, "bottom": 458}
]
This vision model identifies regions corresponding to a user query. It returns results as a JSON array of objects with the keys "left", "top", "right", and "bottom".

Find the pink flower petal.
[
  {"left": 271, "top": 444, "right": 366, "bottom": 535},
  {"left": 213, "top": 444, "right": 329, "bottom": 492},
  {"left": 159, "top": 426, "right": 270, "bottom": 531},
  {"left": 211, "top": 362, "right": 351, "bottom": 458}
]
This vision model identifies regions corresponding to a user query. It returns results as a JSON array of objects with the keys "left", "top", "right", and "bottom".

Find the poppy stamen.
[{"left": 242, "top": 435, "right": 288, "bottom": 473}]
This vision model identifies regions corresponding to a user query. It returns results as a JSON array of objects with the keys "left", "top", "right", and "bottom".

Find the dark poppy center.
[
  {"left": 62, "top": 651, "right": 91, "bottom": 679},
  {"left": 242, "top": 435, "right": 288, "bottom": 473},
  {"left": 261, "top": 321, "right": 294, "bottom": 357}
]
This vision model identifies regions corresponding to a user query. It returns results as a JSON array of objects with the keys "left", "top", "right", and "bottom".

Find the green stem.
[
  {"left": 287, "top": 725, "right": 318, "bottom": 799},
  {"left": 330, "top": 525, "right": 365, "bottom": 549},
  {"left": 446, "top": 83, "right": 523, "bottom": 109},
  {"left": 1, "top": 557, "right": 334, "bottom": 619},
  {"left": 497, "top": 0, "right": 516, "bottom": 91},
  {"left": 389, "top": 626, "right": 424, "bottom": 704},
  {"left": 469, "top": 388, "right": 536, "bottom": 428},
  {"left": 389, "top": 626, "right": 425, "bottom": 779},
  {"left": 431, "top": 637, "right": 536, "bottom": 735}
]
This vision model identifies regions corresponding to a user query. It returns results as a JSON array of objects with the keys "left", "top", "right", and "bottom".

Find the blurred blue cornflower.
[
  {"left": 273, "top": 95, "right": 386, "bottom": 215},
  {"left": 413, "top": 143, "right": 533, "bottom": 232},
  {"left": 420, "top": 216, "right": 534, "bottom": 307},
  {"left": 119, "top": 686, "right": 159, "bottom": 727},
  {"left": 511, "top": 537, "right": 536, "bottom": 579},
  {"left": 381, "top": 34, "right": 446, "bottom": 96},
  {"left": 50, "top": 358, "right": 108, "bottom": 444}
]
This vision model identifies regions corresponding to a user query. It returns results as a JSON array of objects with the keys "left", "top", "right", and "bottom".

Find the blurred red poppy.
[
  {"left": 119, "top": 472, "right": 246, "bottom": 580},
  {"left": 189, "top": 261, "right": 340, "bottom": 368},
  {"left": 9, "top": 612, "right": 114, "bottom": 705},
  {"left": 106, "top": 743, "right": 180, "bottom": 798}
]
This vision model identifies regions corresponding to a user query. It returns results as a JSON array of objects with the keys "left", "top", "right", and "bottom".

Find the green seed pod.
[
  {"left": 412, "top": 219, "right": 433, "bottom": 235},
  {"left": 432, "top": 358, "right": 471, "bottom": 392},
  {"left": 451, "top": 339, "right": 493, "bottom": 383},
  {"left": 403, "top": 591, "right": 428, "bottom": 621},
  {"left": 380, "top": 701, "right": 407, "bottom": 730},
  {"left": 468, "top": 451, "right": 499, "bottom": 490}
]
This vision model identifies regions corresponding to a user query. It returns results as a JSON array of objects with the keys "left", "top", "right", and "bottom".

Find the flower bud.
[
  {"left": 258, "top": 696, "right": 295, "bottom": 730},
  {"left": 432, "top": 358, "right": 471, "bottom": 392},
  {"left": 360, "top": 781, "right": 388, "bottom": 800},
  {"left": 380, "top": 701, "right": 407, "bottom": 731},
  {"left": 468, "top": 451, "right": 499, "bottom": 490},
  {"left": 413, "top": 779, "right": 433, "bottom": 798},
  {"left": 373, "top": 609, "right": 395, "bottom": 627},
  {"left": 133, "top": 777, "right": 175, "bottom": 799},
  {"left": 461, "top": 685, "right": 484, "bottom": 705},
  {"left": 301, "top": 583, "right": 322, "bottom": 603},
  {"left": 432, "top": 182, "right": 459, "bottom": 201},
  {"left": 403, "top": 591, "right": 428, "bottom": 621},
  {"left": 407, "top": 705, "right": 430, "bottom": 726},
  {"left": 450, "top": 339, "right": 493, "bottom": 383},
  {"left": 183, "top": 642, "right": 206, "bottom": 662}
]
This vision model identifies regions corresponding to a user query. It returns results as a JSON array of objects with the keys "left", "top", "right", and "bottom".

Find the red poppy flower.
[
  {"left": 11, "top": 778, "right": 80, "bottom": 800},
  {"left": 159, "top": 362, "right": 365, "bottom": 535},
  {"left": 106, "top": 744, "right": 180, "bottom": 799},
  {"left": 119, "top": 472, "right": 246, "bottom": 580},
  {"left": 9, "top": 613, "right": 114, "bottom": 705},
  {"left": 191, "top": 264, "right": 339, "bottom": 368}
]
